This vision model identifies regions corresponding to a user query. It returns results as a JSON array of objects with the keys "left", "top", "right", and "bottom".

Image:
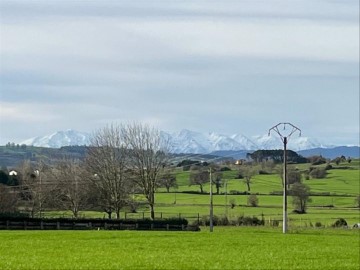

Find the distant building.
[{"left": 9, "top": 170, "right": 17, "bottom": 176}]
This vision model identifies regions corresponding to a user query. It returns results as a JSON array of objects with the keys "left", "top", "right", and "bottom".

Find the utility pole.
[
  {"left": 209, "top": 168, "right": 214, "bottom": 232},
  {"left": 225, "top": 179, "right": 228, "bottom": 218},
  {"left": 268, "top": 122, "right": 301, "bottom": 234}
]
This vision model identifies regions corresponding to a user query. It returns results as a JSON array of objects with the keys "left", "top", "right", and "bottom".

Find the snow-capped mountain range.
[{"left": 19, "top": 129, "right": 332, "bottom": 153}]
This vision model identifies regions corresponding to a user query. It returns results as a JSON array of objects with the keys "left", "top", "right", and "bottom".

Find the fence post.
[
  {"left": 23, "top": 221, "right": 27, "bottom": 230},
  {"left": 56, "top": 221, "right": 60, "bottom": 230},
  {"left": 6, "top": 220, "right": 10, "bottom": 230},
  {"left": 40, "top": 221, "right": 44, "bottom": 230},
  {"left": 166, "top": 224, "right": 169, "bottom": 231}
]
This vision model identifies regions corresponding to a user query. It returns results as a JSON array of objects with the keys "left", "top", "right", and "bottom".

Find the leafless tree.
[
  {"left": 239, "top": 166, "right": 257, "bottom": 192},
  {"left": 123, "top": 123, "right": 170, "bottom": 220},
  {"left": 189, "top": 169, "right": 208, "bottom": 193},
  {"left": 52, "top": 158, "right": 90, "bottom": 218},
  {"left": 158, "top": 171, "right": 177, "bottom": 193},
  {"left": 17, "top": 160, "right": 51, "bottom": 217},
  {"left": 0, "top": 184, "right": 18, "bottom": 213},
  {"left": 85, "top": 125, "right": 130, "bottom": 219}
]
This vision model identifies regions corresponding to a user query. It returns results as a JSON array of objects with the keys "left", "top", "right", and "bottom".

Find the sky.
[{"left": 0, "top": 0, "right": 359, "bottom": 146}]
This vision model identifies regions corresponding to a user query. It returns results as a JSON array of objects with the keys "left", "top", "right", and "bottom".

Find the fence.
[{"left": 0, "top": 218, "right": 199, "bottom": 231}]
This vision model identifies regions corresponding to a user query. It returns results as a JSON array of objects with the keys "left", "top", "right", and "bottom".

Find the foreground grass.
[{"left": 0, "top": 228, "right": 359, "bottom": 269}]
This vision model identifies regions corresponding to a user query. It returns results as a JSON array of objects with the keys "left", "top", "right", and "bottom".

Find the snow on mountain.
[
  {"left": 251, "top": 134, "right": 330, "bottom": 151},
  {"left": 20, "top": 129, "right": 90, "bottom": 148},
  {"left": 19, "top": 129, "right": 329, "bottom": 153}
]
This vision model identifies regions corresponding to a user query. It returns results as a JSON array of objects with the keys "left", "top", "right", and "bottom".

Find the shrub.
[
  {"left": 332, "top": 218, "right": 347, "bottom": 228},
  {"left": 355, "top": 195, "right": 360, "bottom": 208},
  {"left": 229, "top": 198, "right": 236, "bottom": 209},
  {"left": 258, "top": 170, "right": 270, "bottom": 175},
  {"left": 220, "top": 167, "right": 231, "bottom": 171},
  {"left": 200, "top": 215, "right": 220, "bottom": 226},
  {"left": 325, "top": 164, "right": 333, "bottom": 170},
  {"left": 219, "top": 216, "right": 230, "bottom": 226},
  {"left": 308, "top": 156, "right": 327, "bottom": 165},
  {"left": 270, "top": 220, "right": 279, "bottom": 227},
  {"left": 315, "top": 222, "right": 322, "bottom": 228},
  {"left": 247, "top": 194, "right": 259, "bottom": 207},
  {"left": 309, "top": 168, "right": 327, "bottom": 179},
  {"left": 237, "top": 215, "right": 264, "bottom": 226}
]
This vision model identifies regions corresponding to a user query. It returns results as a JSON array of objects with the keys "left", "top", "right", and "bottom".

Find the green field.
[
  {"left": 42, "top": 163, "right": 359, "bottom": 227},
  {"left": 0, "top": 228, "right": 359, "bottom": 269}
]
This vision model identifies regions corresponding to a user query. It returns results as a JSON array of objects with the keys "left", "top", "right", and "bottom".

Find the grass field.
[
  {"left": 0, "top": 227, "right": 359, "bottom": 269},
  {"left": 42, "top": 163, "right": 359, "bottom": 227}
]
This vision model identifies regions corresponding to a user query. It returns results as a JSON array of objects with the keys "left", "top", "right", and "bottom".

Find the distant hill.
[
  {"left": 211, "top": 146, "right": 360, "bottom": 160},
  {"left": 297, "top": 146, "right": 360, "bottom": 159}
]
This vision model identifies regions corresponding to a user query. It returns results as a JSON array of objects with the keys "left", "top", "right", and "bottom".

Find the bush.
[
  {"left": 220, "top": 167, "right": 231, "bottom": 171},
  {"left": 325, "top": 164, "right": 333, "bottom": 170},
  {"left": 247, "top": 194, "right": 259, "bottom": 207},
  {"left": 237, "top": 215, "right": 264, "bottom": 226},
  {"left": 258, "top": 170, "right": 270, "bottom": 175},
  {"left": 229, "top": 198, "right": 236, "bottom": 209},
  {"left": 270, "top": 220, "right": 279, "bottom": 227},
  {"left": 309, "top": 168, "right": 327, "bottom": 179},
  {"left": 315, "top": 222, "right": 322, "bottom": 228},
  {"left": 332, "top": 218, "right": 347, "bottom": 228},
  {"left": 355, "top": 195, "right": 360, "bottom": 208},
  {"left": 200, "top": 215, "right": 219, "bottom": 226},
  {"left": 308, "top": 156, "right": 327, "bottom": 165}
]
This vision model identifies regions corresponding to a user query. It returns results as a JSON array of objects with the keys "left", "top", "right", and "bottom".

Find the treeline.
[
  {"left": 0, "top": 123, "right": 173, "bottom": 220},
  {"left": 248, "top": 150, "right": 308, "bottom": 163}
]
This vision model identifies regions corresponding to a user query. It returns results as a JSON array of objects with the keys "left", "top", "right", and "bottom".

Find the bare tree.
[
  {"left": 85, "top": 125, "right": 130, "bottom": 219},
  {"left": 17, "top": 160, "right": 50, "bottom": 217},
  {"left": 123, "top": 123, "right": 170, "bottom": 220},
  {"left": 52, "top": 158, "right": 90, "bottom": 218},
  {"left": 0, "top": 184, "right": 18, "bottom": 213},
  {"left": 189, "top": 170, "right": 208, "bottom": 193},
  {"left": 158, "top": 171, "right": 177, "bottom": 193},
  {"left": 239, "top": 166, "right": 257, "bottom": 192}
]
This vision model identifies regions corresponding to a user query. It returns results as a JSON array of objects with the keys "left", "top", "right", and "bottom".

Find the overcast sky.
[{"left": 0, "top": 0, "right": 359, "bottom": 145}]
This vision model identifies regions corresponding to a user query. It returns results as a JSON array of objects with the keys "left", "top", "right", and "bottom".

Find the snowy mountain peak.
[
  {"left": 19, "top": 129, "right": 330, "bottom": 153},
  {"left": 20, "top": 130, "right": 90, "bottom": 148}
]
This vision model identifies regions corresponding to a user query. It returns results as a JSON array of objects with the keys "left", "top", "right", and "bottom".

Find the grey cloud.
[{"left": 1, "top": 0, "right": 358, "bottom": 23}]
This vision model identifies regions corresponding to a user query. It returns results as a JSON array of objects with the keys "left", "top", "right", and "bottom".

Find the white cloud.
[{"left": 0, "top": 0, "right": 359, "bottom": 145}]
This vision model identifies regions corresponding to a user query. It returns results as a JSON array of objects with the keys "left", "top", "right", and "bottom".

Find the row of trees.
[{"left": 1, "top": 123, "right": 172, "bottom": 219}]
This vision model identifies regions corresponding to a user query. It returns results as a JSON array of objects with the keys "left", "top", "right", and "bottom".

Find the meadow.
[
  {"left": 1, "top": 160, "right": 359, "bottom": 269},
  {"left": 47, "top": 160, "right": 359, "bottom": 227},
  {"left": 0, "top": 227, "right": 359, "bottom": 269}
]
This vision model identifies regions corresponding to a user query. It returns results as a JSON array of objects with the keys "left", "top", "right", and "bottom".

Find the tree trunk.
[
  {"left": 150, "top": 204, "right": 155, "bottom": 220},
  {"left": 116, "top": 209, "right": 120, "bottom": 219},
  {"left": 247, "top": 182, "right": 251, "bottom": 192},
  {"left": 200, "top": 185, "right": 203, "bottom": 193}
]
